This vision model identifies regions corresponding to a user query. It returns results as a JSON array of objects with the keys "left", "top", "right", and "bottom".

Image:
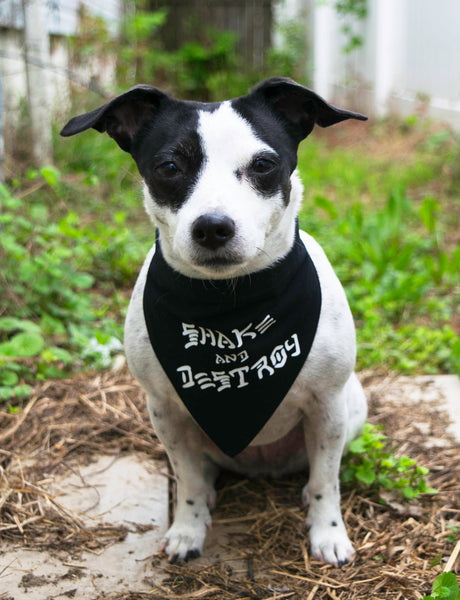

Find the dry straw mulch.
[
  {"left": 0, "top": 368, "right": 459, "bottom": 599},
  {"left": 0, "top": 370, "right": 163, "bottom": 554}
]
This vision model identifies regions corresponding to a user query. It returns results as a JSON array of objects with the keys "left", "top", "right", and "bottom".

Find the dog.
[{"left": 61, "top": 77, "right": 368, "bottom": 568}]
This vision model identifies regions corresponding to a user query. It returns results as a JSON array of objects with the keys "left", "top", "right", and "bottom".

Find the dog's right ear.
[{"left": 60, "top": 85, "right": 172, "bottom": 153}]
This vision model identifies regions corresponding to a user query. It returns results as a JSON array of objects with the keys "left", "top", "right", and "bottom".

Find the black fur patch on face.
[
  {"left": 231, "top": 97, "right": 298, "bottom": 206},
  {"left": 131, "top": 102, "right": 208, "bottom": 212},
  {"left": 244, "top": 150, "right": 292, "bottom": 205}
]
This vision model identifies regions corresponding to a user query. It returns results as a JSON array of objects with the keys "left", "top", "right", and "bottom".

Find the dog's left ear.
[
  {"left": 60, "top": 85, "right": 172, "bottom": 153},
  {"left": 249, "top": 77, "right": 367, "bottom": 144}
]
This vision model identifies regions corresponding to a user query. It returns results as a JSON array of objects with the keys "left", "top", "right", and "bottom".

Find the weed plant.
[
  {"left": 341, "top": 423, "right": 437, "bottom": 499},
  {"left": 421, "top": 572, "right": 460, "bottom": 600},
  {"left": 297, "top": 135, "right": 460, "bottom": 374},
  {"left": 0, "top": 163, "right": 149, "bottom": 401}
]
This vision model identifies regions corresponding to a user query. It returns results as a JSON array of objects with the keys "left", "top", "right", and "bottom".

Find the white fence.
[
  {"left": 311, "top": 0, "right": 460, "bottom": 129},
  {"left": 0, "top": 0, "right": 122, "bottom": 165}
]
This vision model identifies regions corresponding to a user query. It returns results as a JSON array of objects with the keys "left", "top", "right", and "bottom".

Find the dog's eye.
[
  {"left": 251, "top": 157, "right": 276, "bottom": 174},
  {"left": 156, "top": 161, "right": 179, "bottom": 178}
]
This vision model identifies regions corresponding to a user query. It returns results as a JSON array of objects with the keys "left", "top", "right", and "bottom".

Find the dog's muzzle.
[{"left": 190, "top": 213, "right": 246, "bottom": 272}]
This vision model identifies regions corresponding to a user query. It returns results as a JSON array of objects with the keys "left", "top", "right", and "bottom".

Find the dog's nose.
[{"left": 192, "top": 214, "right": 236, "bottom": 250}]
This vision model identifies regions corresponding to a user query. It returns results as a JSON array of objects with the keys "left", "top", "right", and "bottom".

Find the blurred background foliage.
[{"left": 0, "top": 1, "right": 459, "bottom": 404}]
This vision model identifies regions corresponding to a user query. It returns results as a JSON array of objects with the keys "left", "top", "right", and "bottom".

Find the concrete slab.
[
  {"left": 382, "top": 375, "right": 460, "bottom": 443},
  {"left": 1, "top": 454, "right": 169, "bottom": 599},
  {"left": 432, "top": 375, "right": 460, "bottom": 442}
]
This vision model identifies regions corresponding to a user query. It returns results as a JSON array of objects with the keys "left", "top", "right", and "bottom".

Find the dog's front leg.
[
  {"left": 302, "top": 391, "right": 354, "bottom": 568},
  {"left": 147, "top": 396, "right": 217, "bottom": 562}
]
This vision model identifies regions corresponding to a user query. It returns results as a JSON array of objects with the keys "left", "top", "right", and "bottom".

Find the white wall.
[{"left": 311, "top": 0, "right": 460, "bottom": 129}]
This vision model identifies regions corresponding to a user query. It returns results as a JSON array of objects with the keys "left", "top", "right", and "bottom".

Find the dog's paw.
[
  {"left": 307, "top": 519, "right": 355, "bottom": 568},
  {"left": 161, "top": 520, "right": 209, "bottom": 563}
]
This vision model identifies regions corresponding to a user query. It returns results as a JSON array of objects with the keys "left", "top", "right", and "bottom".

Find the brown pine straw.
[{"left": 0, "top": 368, "right": 459, "bottom": 599}]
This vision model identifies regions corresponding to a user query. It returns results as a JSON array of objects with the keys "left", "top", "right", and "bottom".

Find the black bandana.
[{"left": 143, "top": 227, "right": 321, "bottom": 457}]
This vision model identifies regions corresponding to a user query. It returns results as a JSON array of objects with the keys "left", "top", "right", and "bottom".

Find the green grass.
[
  {"left": 0, "top": 120, "right": 459, "bottom": 403},
  {"left": 297, "top": 134, "right": 437, "bottom": 205},
  {"left": 297, "top": 126, "right": 460, "bottom": 373}
]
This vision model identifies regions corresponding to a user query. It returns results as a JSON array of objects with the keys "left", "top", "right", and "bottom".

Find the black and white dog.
[{"left": 61, "top": 78, "right": 368, "bottom": 568}]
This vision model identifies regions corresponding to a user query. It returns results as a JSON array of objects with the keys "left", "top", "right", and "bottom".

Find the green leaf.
[
  {"left": 0, "top": 386, "right": 14, "bottom": 399},
  {"left": 348, "top": 437, "right": 366, "bottom": 453},
  {"left": 0, "top": 317, "right": 42, "bottom": 335},
  {"left": 41, "top": 346, "right": 73, "bottom": 364},
  {"left": 11, "top": 384, "right": 33, "bottom": 398},
  {"left": 419, "top": 196, "right": 439, "bottom": 234},
  {"left": 72, "top": 273, "right": 95, "bottom": 289},
  {"left": 429, "top": 554, "right": 442, "bottom": 568},
  {"left": 1, "top": 332, "right": 45, "bottom": 357},
  {"left": 40, "top": 165, "right": 61, "bottom": 188},
  {"left": 356, "top": 466, "right": 376, "bottom": 484},
  {"left": 0, "top": 370, "right": 19, "bottom": 386},
  {"left": 417, "top": 466, "right": 430, "bottom": 476},
  {"left": 95, "top": 331, "right": 112, "bottom": 345},
  {"left": 314, "top": 195, "right": 338, "bottom": 219},
  {"left": 431, "top": 572, "right": 459, "bottom": 600},
  {"left": 398, "top": 456, "right": 416, "bottom": 470},
  {"left": 402, "top": 486, "right": 418, "bottom": 500},
  {"left": 0, "top": 384, "right": 32, "bottom": 399}
]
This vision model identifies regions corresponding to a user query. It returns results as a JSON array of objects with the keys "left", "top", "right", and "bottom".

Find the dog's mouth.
[
  {"left": 192, "top": 248, "right": 246, "bottom": 274},
  {"left": 195, "top": 254, "right": 245, "bottom": 269}
]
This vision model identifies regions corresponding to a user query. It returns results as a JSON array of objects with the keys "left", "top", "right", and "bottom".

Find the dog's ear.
[
  {"left": 60, "top": 85, "right": 172, "bottom": 153},
  {"left": 249, "top": 77, "right": 367, "bottom": 144}
]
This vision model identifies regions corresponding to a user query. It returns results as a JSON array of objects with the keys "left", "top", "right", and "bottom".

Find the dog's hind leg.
[{"left": 146, "top": 395, "right": 217, "bottom": 562}]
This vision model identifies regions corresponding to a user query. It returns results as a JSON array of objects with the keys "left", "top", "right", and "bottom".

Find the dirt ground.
[{"left": 0, "top": 368, "right": 459, "bottom": 599}]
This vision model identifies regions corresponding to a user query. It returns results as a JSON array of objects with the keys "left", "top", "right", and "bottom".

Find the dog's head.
[{"left": 61, "top": 78, "right": 366, "bottom": 278}]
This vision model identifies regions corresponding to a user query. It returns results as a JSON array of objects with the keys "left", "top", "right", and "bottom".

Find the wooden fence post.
[{"left": 22, "top": 0, "right": 53, "bottom": 165}]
